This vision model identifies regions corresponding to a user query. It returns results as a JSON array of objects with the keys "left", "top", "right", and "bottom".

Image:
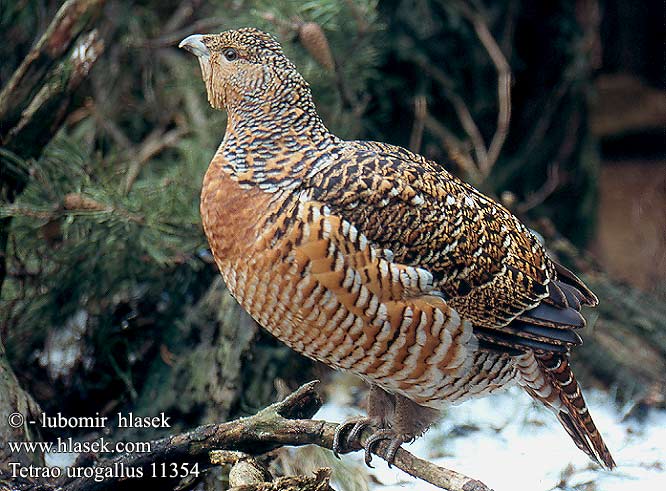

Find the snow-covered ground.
[{"left": 317, "top": 384, "right": 666, "bottom": 491}]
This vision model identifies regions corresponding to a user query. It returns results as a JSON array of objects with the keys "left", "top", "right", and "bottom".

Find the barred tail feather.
[{"left": 516, "top": 352, "right": 616, "bottom": 469}]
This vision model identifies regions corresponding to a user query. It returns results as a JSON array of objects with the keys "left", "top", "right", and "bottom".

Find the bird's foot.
[
  {"left": 362, "top": 428, "right": 411, "bottom": 467},
  {"left": 332, "top": 416, "right": 374, "bottom": 458},
  {"left": 334, "top": 417, "right": 410, "bottom": 468}
]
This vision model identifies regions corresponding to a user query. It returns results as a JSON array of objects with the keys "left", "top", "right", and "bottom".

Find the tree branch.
[
  {"left": 33, "top": 381, "right": 491, "bottom": 491},
  {"left": 424, "top": 115, "right": 480, "bottom": 182},
  {"left": 416, "top": 56, "right": 489, "bottom": 176},
  {"left": 515, "top": 162, "right": 560, "bottom": 214},
  {"left": 5, "top": 29, "right": 105, "bottom": 155},
  {"left": 0, "top": 0, "right": 107, "bottom": 144},
  {"left": 409, "top": 95, "right": 427, "bottom": 153},
  {"left": 452, "top": 0, "right": 512, "bottom": 175},
  {"left": 464, "top": 6, "right": 512, "bottom": 173},
  {"left": 420, "top": 1, "right": 512, "bottom": 181}
]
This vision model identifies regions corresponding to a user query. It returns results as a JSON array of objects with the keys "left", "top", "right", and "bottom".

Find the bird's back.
[{"left": 304, "top": 140, "right": 554, "bottom": 327}]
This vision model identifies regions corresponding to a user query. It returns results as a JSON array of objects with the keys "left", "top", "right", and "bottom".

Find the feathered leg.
[{"left": 333, "top": 384, "right": 439, "bottom": 465}]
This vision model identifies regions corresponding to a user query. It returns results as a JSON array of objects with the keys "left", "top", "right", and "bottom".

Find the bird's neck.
[{"left": 218, "top": 94, "right": 339, "bottom": 192}]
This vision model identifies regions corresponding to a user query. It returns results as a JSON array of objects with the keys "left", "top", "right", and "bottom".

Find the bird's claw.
[
  {"left": 363, "top": 429, "right": 406, "bottom": 467},
  {"left": 333, "top": 416, "right": 373, "bottom": 458},
  {"left": 334, "top": 418, "right": 408, "bottom": 468},
  {"left": 346, "top": 419, "right": 373, "bottom": 445}
]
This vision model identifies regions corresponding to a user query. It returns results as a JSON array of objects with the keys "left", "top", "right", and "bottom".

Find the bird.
[{"left": 179, "top": 27, "right": 615, "bottom": 469}]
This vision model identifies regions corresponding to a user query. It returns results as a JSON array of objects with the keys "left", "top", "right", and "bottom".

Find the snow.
[
  {"left": 38, "top": 309, "right": 88, "bottom": 381},
  {"left": 317, "top": 385, "right": 666, "bottom": 491}
]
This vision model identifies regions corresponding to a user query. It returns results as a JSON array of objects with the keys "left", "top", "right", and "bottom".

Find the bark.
[
  {"left": 0, "top": 341, "right": 44, "bottom": 474},
  {"left": 0, "top": 0, "right": 106, "bottom": 142}
]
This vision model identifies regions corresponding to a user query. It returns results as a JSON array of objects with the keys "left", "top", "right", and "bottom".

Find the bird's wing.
[
  {"left": 301, "top": 140, "right": 595, "bottom": 355},
  {"left": 294, "top": 142, "right": 613, "bottom": 468},
  {"left": 257, "top": 195, "right": 477, "bottom": 397}
]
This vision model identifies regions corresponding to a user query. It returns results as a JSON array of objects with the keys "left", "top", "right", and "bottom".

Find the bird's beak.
[{"left": 179, "top": 34, "right": 210, "bottom": 59}]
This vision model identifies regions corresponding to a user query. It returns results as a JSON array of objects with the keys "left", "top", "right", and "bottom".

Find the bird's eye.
[{"left": 223, "top": 48, "right": 238, "bottom": 61}]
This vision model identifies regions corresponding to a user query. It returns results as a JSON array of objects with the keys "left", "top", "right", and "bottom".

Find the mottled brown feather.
[{"left": 185, "top": 27, "right": 615, "bottom": 469}]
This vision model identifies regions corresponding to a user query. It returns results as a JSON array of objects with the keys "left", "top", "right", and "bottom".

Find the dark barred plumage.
[{"left": 181, "top": 27, "right": 615, "bottom": 469}]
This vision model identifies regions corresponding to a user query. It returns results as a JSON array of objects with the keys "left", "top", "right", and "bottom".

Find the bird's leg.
[
  {"left": 362, "top": 393, "right": 440, "bottom": 466},
  {"left": 333, "top": 385, "right": 440, "bottom": 467},
  {"left": 332, "top": 384, "right": 395, "bottom": 458}
]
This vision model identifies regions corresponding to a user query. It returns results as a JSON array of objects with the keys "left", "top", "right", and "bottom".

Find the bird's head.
[{"left": 179, "top": 28, "right": 309, "bottom": 114}]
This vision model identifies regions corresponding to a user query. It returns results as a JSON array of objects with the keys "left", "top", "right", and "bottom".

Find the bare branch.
[
  {"left": 516, "top": 163, "right": 560, "bottom": 214},
  {"left": 454, "top": 1, "right": 512, "bottom": 174},
  {"left": 424, "top": 116, "right": 480, "bottom": 182},
  {"left": 416, "top": 58, "right": 489, "bottom": 171},
  {"left": 515, "top": 108, "right": 580, "bottom": 214},
  {"left": 89, "top": 101, "right": 133, "bottom": 150},
  {"left": 409, "top": 95, "right": 427, "bottom": 153},
  {"left": 138, "top": 18, "right": 227, "bottom": 49},
  {"left": 343, "top": 0, "right": 371, "bottom": 34},
  {"left": 25, "top": 382, "right": 492, "bottom": 491}
]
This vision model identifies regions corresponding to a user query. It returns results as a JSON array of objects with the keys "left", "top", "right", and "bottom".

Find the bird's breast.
[{"left": 200, "top": 157, "right": 276, "bottom": 270}]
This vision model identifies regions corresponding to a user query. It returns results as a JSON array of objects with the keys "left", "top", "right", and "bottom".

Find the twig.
[
  {"left": 494, "top": 80, "right": 571, "bottom": 190},
  {"left": 516, "top": 163, "right": 560, "bottom": 214},
  {"left": 416, "top": 57, "right": 489, "bottom": 172},
  {"left": 343, "top": 0, "right": 370, "bottom": 34},
  {"left": 499, "top": 0, "right": 518, "bottom": 61},
  {"left": 137, "top": 18, "right": 227, "bottom": 49},
  {"left": 453, "top": 0, "right": 512, "bottom": 174},
  {"left": 469, "top": 10, "right": 511, "bottom": 172},
  {"left": 419, "top": 1, "right": 512, "bottom": 179},
  {"left": 123, "top": 125, "right": 189, "bottom": 194},
  {"left": 163, "top": 0, "right": 198, "bottom": 33},
  {"left": 515, "top": 108, "right": 580, "bottom": 214},
  {"left": 40, "top": 381, "right": 492, "bottom": 491},
  {"left": 409, "top": 95, "right": 427, "bottom": 153},
  {"left": 89, "top": 101, "right": 132, "bottom": 150},
  {"left": 424, "top": 115, "right": 480, "bottom": 181}
]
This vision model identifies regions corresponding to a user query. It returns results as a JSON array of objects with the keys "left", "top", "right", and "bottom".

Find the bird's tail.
[{"left": 516, "top": 351, "right": 616, "bottom": 469}]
